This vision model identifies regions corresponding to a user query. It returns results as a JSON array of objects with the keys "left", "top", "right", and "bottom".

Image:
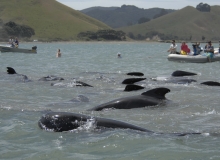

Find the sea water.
[{"left": 0, "top": 42, "right": 220, "bottom": 160}]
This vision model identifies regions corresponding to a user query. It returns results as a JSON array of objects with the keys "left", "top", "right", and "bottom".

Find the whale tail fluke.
[
  {"left": 7, "top": 67, "right": 17, "bottom": 74},
  {"left": 172, "top": 70, "right": 197, "bottom": 77},
  {"left": 141, "top": 88, "right": 170, "bottom": 99}
]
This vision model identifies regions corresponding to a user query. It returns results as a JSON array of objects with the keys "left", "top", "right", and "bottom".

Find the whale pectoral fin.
[
  {"left": 7, "top": 67, "right": 17, "bottom": 74},
  {"left": 141, "top": 88, "right": 170, "bottom": 99}
]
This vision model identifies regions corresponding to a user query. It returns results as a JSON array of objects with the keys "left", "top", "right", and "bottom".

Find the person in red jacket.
[{"left": 180, "top": 41, "right": 190, "bottom": 55}]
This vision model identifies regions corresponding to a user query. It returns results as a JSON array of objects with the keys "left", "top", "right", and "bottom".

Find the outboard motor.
[{"left": 32, "top": 46, "right": 37, "bottom": 50}]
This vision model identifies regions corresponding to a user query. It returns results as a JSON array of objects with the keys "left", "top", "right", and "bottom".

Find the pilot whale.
[
  {"left": 171, "top": 70, "right": 197, "bottom": 77},
  {"left": 126, "top": 72, "right": 144, "bottom": 77},
  {"left": 6, "top": 67, "right": 29, "bottom": 82},
  {"left": 38, "top": 75, "right": 64, "bottom": 81},
  {"left": 38, "top": 111, "right": 201, "bottom": 136},
  {"left": 87, "top": 88, "right": 170, "bottom": 111},
  {"left": 150, "top": 70, "right": 197, "bottom": 84},
  {"left": 124, "top": 84, "right": 145, "bottom": 92},
  {"left": 122, "top": 78, "right": 146, "bottom": 84}
]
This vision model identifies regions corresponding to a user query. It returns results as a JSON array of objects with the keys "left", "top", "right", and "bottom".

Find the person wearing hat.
[
  {"left": 167, "top": 40, "right": 178, "bottom": 54},
  {"left": 204, "top": 41, "right": 214, "bottom": 62}
]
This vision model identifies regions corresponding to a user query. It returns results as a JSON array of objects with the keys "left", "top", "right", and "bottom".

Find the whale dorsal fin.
[
  {"left": 141, "top": 88, "right": 170, "bottom": 99},
  {"left": 7, "top": 67, "right": 17, "bottom": 74},
  {"left": 201, "top": 81, "right": 220, "bottom": 86},
  {"left": 172, "top": 70, "right": 197, "bottom": 77}
]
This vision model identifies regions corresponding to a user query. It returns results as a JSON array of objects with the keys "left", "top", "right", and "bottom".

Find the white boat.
[
  {"left": 168, "top": 53, "right": 220, "bottom": 63},
  {"left": 168, "top": 48, "right": 220, "bottom": 63},
  {"left": 0, "top": 45, "right": 37, "bottom": 54}
]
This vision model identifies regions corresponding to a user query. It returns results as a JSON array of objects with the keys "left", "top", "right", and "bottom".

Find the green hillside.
[
  {"left": 119, "top": 6, "right": 220, "bottom": 41},
  {"left": 0, "top": 0, "right": 110, "bottom": 41}
]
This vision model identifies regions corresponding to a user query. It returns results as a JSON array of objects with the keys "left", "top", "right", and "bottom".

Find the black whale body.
[
  {"left": 122, "top": 78, "right": 146, "bottom": 84},
  {"left": 171, "top": 70, "right": 197, "bottom": 77},
  {"left": 38, "top": 111, "right": 201, "bottom": 136},
  {"left": 124, "top": 84, "right": 145, "bottom": 92},
  {"left": 87, "top": 88, "right": 170, "bottom": 111},
  {"left": 38, "top": 111, "right": 152, "bottom": 133},
  {"left": 201, "top": 81, "right": 220, "bottom": 86},
  {"left": 126, "top": 72, "right": 144, "bottom": 77}
]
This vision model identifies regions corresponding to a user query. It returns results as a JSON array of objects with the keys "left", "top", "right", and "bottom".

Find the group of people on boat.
[
  {"left": 167, "top": 40, "right": 217, "bottom": 60},
  {"left": 8, "top": 37, "right": 19, "bottom": 48}
]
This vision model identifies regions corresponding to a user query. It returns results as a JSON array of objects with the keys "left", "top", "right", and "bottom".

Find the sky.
[{"left": 56, "top": 0, "right": 219, "bottom": 10}]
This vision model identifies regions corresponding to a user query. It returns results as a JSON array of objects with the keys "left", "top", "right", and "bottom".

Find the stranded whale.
[
  {"left": 38, "top": 111, "right": 201, "bottom": 136},
  {"left": 6, "top": 67, "right": 29, "bottom": 82},
  {"left": 122, "top": 78, "right": 146, "bottom": 84},
  {"left": 38, "top": 75, "right": 64, "bottom": 81},
  {"left": 87, "top": 88, "right": 170, "bottom": 111},
  {"left": 124, "top": 84, "right": 145, "bottom": 92},
  {"left": 51, "top": 80, "right": 93, "bottom": 87},
  {"left": 126, "top": 72, "right": 144, "bottom": 77},
  {"left": 171, "top": 70, "right": 197, "bottom": 77}
]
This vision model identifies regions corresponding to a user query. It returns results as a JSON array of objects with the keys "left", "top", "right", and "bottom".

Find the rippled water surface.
[{"left": 1, "top": 42, "right": 220, "bottom": 160}]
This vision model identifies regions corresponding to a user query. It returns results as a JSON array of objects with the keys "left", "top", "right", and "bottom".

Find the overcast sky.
[{"left": 56, "top": 0, "right": 219, "bottom": 10}]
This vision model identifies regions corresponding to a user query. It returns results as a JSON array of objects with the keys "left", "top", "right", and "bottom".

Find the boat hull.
[
  {"left": 167, "top": 54, "right": 220, "bottom": 63},
  {"left": 0, "top": 45, "right": 37, "bottom": 54}
]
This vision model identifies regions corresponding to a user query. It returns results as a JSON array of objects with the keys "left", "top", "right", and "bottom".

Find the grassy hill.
[
  {"left": 80, "top": 5, "right": 175, "bottom": 28},
  {"left": 119, "top": 6, "right": 220, "bottom": 41},
  {"left": 0, "top": 0, "right": 110, "bottom": 41}
]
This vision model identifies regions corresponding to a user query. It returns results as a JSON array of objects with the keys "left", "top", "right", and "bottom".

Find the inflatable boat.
[
  {"left": 168, "top": 53, "right": 220, "bottom": 63},
  {"left": 168, "top": 47, "right": 220, "bottom": 63}
]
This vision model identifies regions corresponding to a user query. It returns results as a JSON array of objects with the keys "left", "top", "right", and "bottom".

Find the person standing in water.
[{"left": 56, "top": 49, "right": 61, "bottom": 57}]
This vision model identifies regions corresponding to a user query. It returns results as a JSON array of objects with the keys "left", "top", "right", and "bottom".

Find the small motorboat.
[{"left": 0, "top": 45, "right": 37, "bottom": 54}]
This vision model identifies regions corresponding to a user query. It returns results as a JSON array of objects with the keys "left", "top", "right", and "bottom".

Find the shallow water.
[{"left": 1, "top": 42, "right": 220, "bottom": 160}]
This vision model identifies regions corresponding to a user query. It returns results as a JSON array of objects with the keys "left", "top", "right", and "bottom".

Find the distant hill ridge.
[
  {"left": 0, "top": 0, "right": 110, "bottom": 41},
  {"left": 80, "top": 5, "right": 176, "bottom": 28},
  {"left": 119, "top": 5, "right": 220, "bottom": 41}
]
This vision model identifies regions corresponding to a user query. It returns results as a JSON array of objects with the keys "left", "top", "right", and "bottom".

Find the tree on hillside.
[
  {"left": 202, "top": 36, "right": 206, "bottom": 41},
  {"left": 196, "top": 3, "right": 211, "bottom": 12},
  {"left": 3, "top": 21, "right": 35, "bottom": 38},
  {"left": 77, "top": 30, "right": 126, "bottom": 41}
]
